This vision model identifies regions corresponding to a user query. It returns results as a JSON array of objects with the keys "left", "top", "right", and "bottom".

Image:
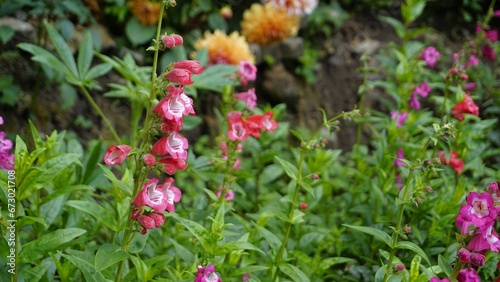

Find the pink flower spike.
[
  {"left": 420, "top": 46, "right": 440, "bottom": 68},
  {"left": 165, "top": 69, "right": 194, "bottom": 85},
  {"left": 174, "top": 60, "right": 204, "bottom": 74},
  {"left": 234, "top": 88, "right": 257, "bottom": 110},
  {"left": 464, "top": 191, "right": 497, "bottom": 228},
  {"left": 238, "top": 60, "right": 258, "bottom": 85},
  {"left": 103, "top": 145, "right": 132, "bottom": 166}
]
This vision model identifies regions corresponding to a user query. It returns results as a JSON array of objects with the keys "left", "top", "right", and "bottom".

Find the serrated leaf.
[
  {"left": 94, "top": 244, "right": 129, "bottom": 272},
  {"left": 44, "top": 22, "right": 78, "bottom": 78},
  {"left": 77, "top": 31, "right": 93, "bottom": 79},
  {"left": 18, "top": 228, "right": 86, "bottom": 263},
  {"left": 343, "top": 224, "right": 392, "bottom": 248},
  {"left": 275, "top": 156, "right": 298, "bottom": 180},
  {"left": 278, "top": 263, "right": 310, "bottom": 282},
  {"left": 395, "top": 241, "right": 431, "bottom": 266}
]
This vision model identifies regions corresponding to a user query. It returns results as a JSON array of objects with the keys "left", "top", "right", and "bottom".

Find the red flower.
[
  {"left": 165, "top": 69, "right": 194, "bottom": 85},
  {"left": 451, "top": 94, "right": 479, "bottom": 121},
  {"left": 159, "top": 156, "right": 187, "bottom": 175},
  {"left": 173, "top": 60, "right": 204, "bottom": 74},
  {"left": 227, "top": 111, "right": 250, "bottom": 141},
  {"left": 246, "top": 111, "right": 278, "bottom": 137},
  {"left": 103, "top": 145, "right": 132, "bottom": 166},
  {"left": 438, "top": 150, "right": 464, "bottom": 174}
]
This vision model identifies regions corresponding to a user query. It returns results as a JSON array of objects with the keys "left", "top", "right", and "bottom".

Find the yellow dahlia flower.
[
  {"left": 128, "top": 0, "right": 162, "bottom": 26},
  {"left": 194, "top": 30, "right": 255, "bottom": 65},
  {"left": 241, "top": 3, "right": 299, "bottom": 46}
]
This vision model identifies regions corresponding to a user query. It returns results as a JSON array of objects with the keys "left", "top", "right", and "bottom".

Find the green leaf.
[
  {"left": 94, "top": 244, "right": 129, "bottom": 272},
  {"left": 194, "top": 47, "right": 208, "bottom": 66},
  {"left": 60, "top": 82, "right": 77, "bottom": 110},
  {"left": 232, "top": 265, "right": 269, "bottom": 276},
  {"left": 17, "top": 216, "right": 46, "bottom": 229},
  {"left": 85, "top": 63, "right": 112, "bottom": 81},
  {"left": 192, "top": 64, "right": 239, "bottom": 92},
  {"left": 409, "top": 255, "right": 421, "bottom": 282},
  {"left": 298, "top": 181, "right": 314, "bottom": 196},
  {"left": 395, "top": 241, "right": 431, "bottom": 266},
  {"left": 18, "top": 43, "right": 75, "bottom": 81},
  {"left": 169, "top": 238, "right": 194, "bottom": 262},
  {"left": 169, "top": 213, "right": 212, "bottom": 252},
  {"left": 22, "top": 258, "right": 52, "bottom": 282},
  {"left": 379, "top": 16, "right": 404, "bottom": 38},
  {"left": 125, "top": 17, "right": 156, "bottom": 46},
  {"left": 128, "top": 231, "right": 149, "bottom": 254},
  {"left": 438, "top": 254, "right": 453, "bottom": 278},
  {"left": 62, "top": 250, "right": 110, "bottom": 282},
  {"left": 343, "top": 224, "right": 392, "bottom": 248},
  {"left": 44, "top": 22, "right": 78, "bottom": 78},
  {"left": 319, "top": 257, "right": 354, "bottom": 271},
  {"left": 18, "top": 228, "right": 87, "bottom": 263},
  {"left": 77, "top": 30, "right": 93, "bottom": 79},
  {"left": 65, "top": 200, "right": 118, "bottom": 231},
  {"left": 278, "top": 262, "right": 310, "bottom": 282},
  {"left": 207, "top": 13, "right": 227, "bottom": 31},
  {"left": 275, "top": 156, "right": 298, "bottom": 180},
  {"left": 214, "top": 241, "right": 264, "bottom": 255},
  {"left": 82, "top": 141, "right": 103, "bottom": 184},
  {"left": 0, "top": 26, "right": 14, "bottom": 44},
  {"left": 99, "top": 164, "right": 133, "bottom": 197},
  {"left": 256, "top": 225, "right": 284, "bottom": 256}
]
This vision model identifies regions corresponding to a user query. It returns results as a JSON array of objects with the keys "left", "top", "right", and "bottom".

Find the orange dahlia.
[
  {"left": 194, "top": 30, "right": 255, "bottom": 65},
  {"left": 128, "top": 0, "right": 162, "bottom": 26},
  {"left": 241, "top": 3, "right": 299, "bottom": 46}
]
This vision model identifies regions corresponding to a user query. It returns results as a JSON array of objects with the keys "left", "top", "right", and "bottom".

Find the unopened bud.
[
  {"left": 470, "top": 252, "right": 485, "bottom": 266},
  {"left": 299, "top": 202, "right": 308, "bottom": 211},
  {"left": 457, "top": 248, "right": 471, "bottom": 263}
]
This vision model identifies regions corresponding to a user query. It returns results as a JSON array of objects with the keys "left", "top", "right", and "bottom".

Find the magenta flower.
[
  {"left": 154, "top": 86, "right": 195, "bottom": 123},
  {"left": 413, "top": 82, "right": 431, "bottom": 98},
  {"left": 195, "top": 264, "right": 222, "bottom": 282},
  {"left": 394, "top": 148, "right": 406, "bottom": 167},
  {"left": 457, "top": 248, "right": 471, "bottom": 263},
  {"left": 103, "top": 145, "right": 132, "bottom": 166},
  {"left": 234, "top": 88, "right": 257, "bottom": 110},
  {"left": 488, "top": 182, "right": 499, "bottom": 193},
  {"left": 482, "top": 45, "right": 496, "bottom": 61},
  {"left": 171, "top": 34, "right": 183, "bottom": 46},
  {"left": 420, "top": 46, "right": 440, "bottom": 68},
  {"left": 468, "top": 222, "right": 500, "bottom": 252},
  {"left": 451, "top": 94, "right": 479, "bottom": 121},
  {"left": 495, "top": 10, "right": 500, "bottom": 17},
  {"left": 137, "top": 215, "right": 156, "bottom": 234},
  {"left": 470, "top": 252, "right": 485, "bottom": 266},
  {"left": 458, "top": 192, "right": 497, "bottom": 232},
  {"left": 390, "top": 110, "right": 408, "bottom": 127},
  {"left": 464, "top": 82, "right": 476, "bottom": 91},
  {"left": 408, "top": 93, "right": 421, "bottom": 110},
  {"left": 456, "top": 268, "right": 480, "bottom": 282},
  {"left": 465, "top": 55, "right": 479, "bottom": 68},
  {"left": 0, "top": 132, "right": 13, "bottom": 152},
  {"left": 485, "top": 29, "right": 498, "bottom": 43},
  {"left": 216, "top": 186, "right": 235, "bottom": 201},
  {"left": 162, "top": 35, "right": 176, "bottom": 49},
  {"left": 238, "top": 60, "right": 257, "bottom": 85},
  {"left": 132, "top": 178, "right": 168, "bottom": 212},
  {"left": 148, "top": 212, "right": 166, "bottom": 228},
  {"left": 151, "top": 132, "right": 189, "bottom": 160}
]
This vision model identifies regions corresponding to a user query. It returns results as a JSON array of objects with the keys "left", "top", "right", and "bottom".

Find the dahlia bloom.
[
  {"left": 195, "top": 264, "right": 222, "bottom": 282},
  {"left": 263, "top": 0, "right": 318, "bottom": 15},
  {"left": 194, "top": 30, "right": 255, "bottom": 65},
  {"left": 420, "top": 46, "right": 440, "bottom": 68},
  {"left": 128, "top": 0, "right": 161, "bottom": 26},
  {"left": 241, "top": 3, "right": 299, "bottom": 46},
  {"left": 234, "top": 88, "right": 257, "bottom": 110},
  {"left": 451, "top": 94, "right": 479, "bottom": 121},
  {"left": 103, "top": 145, "right": 132, "bottom": 166},
  {"left": 438, "top": 150, "right": 464, "bottom": 174}
]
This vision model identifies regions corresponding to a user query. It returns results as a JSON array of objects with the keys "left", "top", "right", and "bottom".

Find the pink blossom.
[
  {"left": 468, "top": 222, "right": 500, "bottom": 252},
  {"left": 464, "top": 83, "right": 476, "bottom": 91},
  {"left": 408, "top": 93, "right": 421, "bottom": 110},
  {"left": 195, "top": 264, "right": 222, "bottom": 282},
  {"left": 470, "top": 252, "right": 485, "bottom": 266},
  {"left": 148, "top": 212, "right": 166, "bottom": 228},
  {"left": 153, "top": 86, "right": 195, "bottom": 123},
  {"left": 162, "top": 35, "right": 175, "bottom": 49},
  {"left": 238, "top": 61, "right": 257, "bottom": 85},
  {"left": 132, "top": 178, "right": 168, "bottom": 212},
  {"left": 390, "top": 110, "right": 408, "bottom": 127},
  {"left": 0, "top": 153, "right": 14, "bottom": 170},
  {"left": 216, "top": 186, "right": 235, "bottom": 201},
  {"left": 413, "top": 82, "right": 431, "bottom": 98},
  {"left": 165, "top": 69, "right": 194, "bottom": 85},
  {"left": 233, "top": 157, "right": 241, "bottom": 170},
  {"left": 103, "top": 145, "right": 132, "bottom": 166},
  {"left": 494, "top": 10, "right": 500, "bottom": 17},
  {"left": 246, "top": 111, "right": 278, "bottom": 137},
  {"left": 458, "top": 191, "right": 497, "bottom": 231},
  {"left": 0, "top": 132, "right": 13, "bottom": 152},
  {"left": 451, "top": 94, "right": 479, "bottom": 121},
  {"left": 482, "top": 45, "right": 496, "bottom": 61},
  {"left": 485, "top": 29, "right": 498, "bottom": 43},
  {"left": 227, "top": 112, "right": 249, "bottom": 141},
  {"left": 438, "top": 150, "right": 464, "bottom": 174},
  {"left": 394, "top": 148, "right": 405, "bottom": 167},
  {"left": 488, "top": 182, "right": 499, "bottom": 193},
  {"left": 143, "top": 154, "right": 156, "bottom": 166},
  {"left": 420, "top": 46, "right": 440, "bottom": 68},
  {"left": 234, "top": 88, "right": 257, "bottom": 110},
  {"left": 174, "top": 60, "right": 204, "bottom": 74},
  {"left": 465, "top": 55, "right": 479, "bottom": 68},
  {"left": 456, "top": 268, "right": 480, "bottom": 282},
  {"left": 159, "top": 156, "right": 187, "bottom": 175},
  {"left": 161, "top": 177, "right": 182, "bottom": 212},
  {"left": 171, "top": 34, "right": 183, "bottom": 46},
  {"left": 137, "top": 215, "right": 155, "bottom": 234},
  {"left": 151, "top": 132, "right": 189, "bottom": 160}
]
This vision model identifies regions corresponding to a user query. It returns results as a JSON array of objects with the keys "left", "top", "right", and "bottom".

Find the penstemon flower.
[
  {"left": 234, "top": 88, "right": 257, "bottom": 110},
  {"left": 420, "top": 46, "right": 440, "bottom": 68},
  {"left": 103, "top": 145, "right": 132, "bottom": 166},
  {"left": 438, "top": 150, "right": 464, "bottom": 174},
  {"left": 451, "top": 94, "right": 479, "bottom": 121},
  {"left": 390, "top": 110, "right": 408, "bottom": 128},
  {"left": 238, "top": 61, "right": 257, "bottom": 85},
  {"left": 195, "top": 264, "right": 222, "bottom": 282},
  {"left": 0, "top": 116, "right": 14, "bottom": 170}
]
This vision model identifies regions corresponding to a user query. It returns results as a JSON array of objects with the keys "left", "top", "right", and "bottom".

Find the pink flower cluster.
[
  {"left": 0, "top": 116, "right": 14, "bottom": 170},
  {"left": 453, "top": 183, "right": 500, "bottom": 280},
  {"left": 227, "top": 111, "right": 278, "bottom": 141}
]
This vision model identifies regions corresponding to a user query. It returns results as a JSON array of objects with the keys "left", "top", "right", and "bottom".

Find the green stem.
[
  {"left": 79, "top": 85, "right": 121, "bottom": 144},
  {"left": 449, "top": 260, "right": 464, "bottom": 280},
  {"left": 383, "top": 138, "right": 431, "bottom": 282},
  {"left": 272, "top": 112, "right": 347, "bottom": 282},
  {"left": 115, "top": 2, "right": 166, "bottom": 282}
]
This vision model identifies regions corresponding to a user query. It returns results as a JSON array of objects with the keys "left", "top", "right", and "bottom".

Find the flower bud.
[
  {"left": 171, "top": 34, "right": 183, "bottom": 46},
  {"left": 470, "top": 252, "right": 485, "bottom": 266},
  {"left": 394, "top": 264, "right": 405, "bottom": 272},
  {"left": 174, "top": 60, "right": 204, "bottom": 74},
  {"left": 488, "top": 182, "right": 499, "bottom": 193},
  {"left": 148, "top": 212, "right": 166, "bottom": 228},
  {"left": 143, "top": 154, "right": 156, "bottom": 166},
  {"left": 457, "top": 248, "right": 471, "bottom": 263},
  {"left": 104, "top": 145, "right": 132, "bottom": 166},
  {"left": 299, "top": 202, "right": 308, "bottom": 211},
  {"left": 220, "top": 6, "right": 233, "bottom": 19},
  {"left": 165, "top": 69, "right": 194, "bottom": 85},
  {"left": 137, "top": 215, "right": 155, "bottom": 230},
  {"left": 404, "top": 225, "right": 412, "bottom": 233},
  {"left": 162, "top": 35, "right": 175, "bottom": 49}
]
